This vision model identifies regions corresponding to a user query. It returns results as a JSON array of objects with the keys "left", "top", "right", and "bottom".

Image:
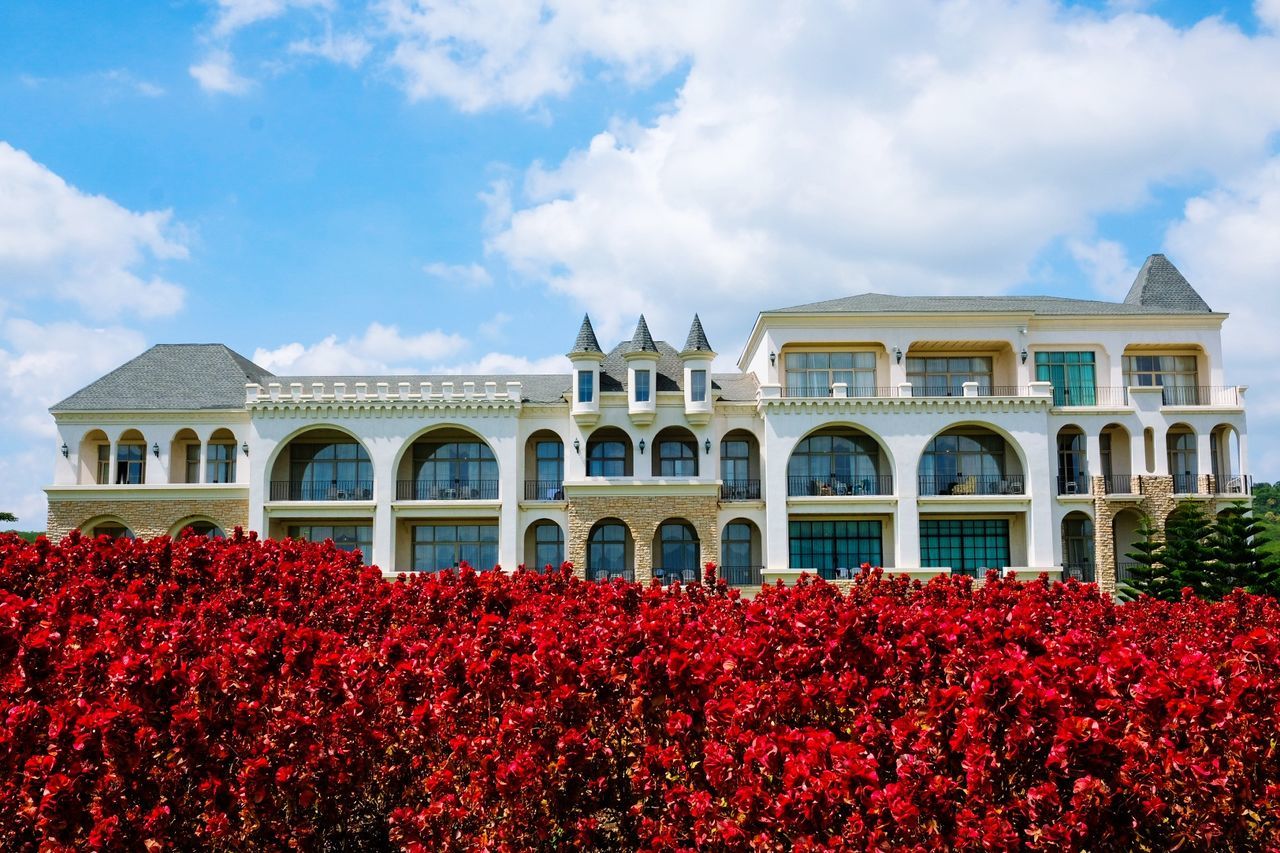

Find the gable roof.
[
  {"left": 51, "top": 344, "right": 274, "bottom": 412},
  {"left": 1124, "top": 254, "right": 1212, "bottom": 312}
]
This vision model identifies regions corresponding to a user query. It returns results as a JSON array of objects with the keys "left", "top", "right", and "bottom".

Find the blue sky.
[{"left": 2, "top": 0, "right": 1279, "bottom": 528}]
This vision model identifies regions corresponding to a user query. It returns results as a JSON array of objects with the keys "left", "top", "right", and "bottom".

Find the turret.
[
  {"left": 680, "top": 314, "right": 715, "bottom": 424},
  {"left": 625, "top": 315, "right": 659, "bottom": 426},
  {"left": 568, "top": 314, "right": 604, "bottom": 425}
]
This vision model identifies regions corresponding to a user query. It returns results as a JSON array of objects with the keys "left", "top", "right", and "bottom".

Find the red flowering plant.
[{"left": 2, "top": 530, "right": 1279, "bottom": 850}]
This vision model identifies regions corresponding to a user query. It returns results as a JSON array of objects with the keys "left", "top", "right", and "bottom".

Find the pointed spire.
[
  {"left": 682, "top": 314, "right": 713, "bottom": 354},
  {"left": 630, "top": 314, "right": 659, "bottom": 353},
  {"left": 571, "top": 313, "right": 603, "bottom": 354},
  {"left": 1124, "top": 254, "right": 1211, "bottom": 312}
]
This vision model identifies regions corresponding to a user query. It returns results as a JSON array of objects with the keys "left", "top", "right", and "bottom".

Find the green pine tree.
[
  {"left": 1211, "top": 504, "right": 1280, "bottom": 597},
  {"left": 1119, "top": 517, "right": 1180, "bottom": 602},
  {"left": 0, "top": 512, "right": 15, "bottom": 523},
  {"left": 1159, "top": 502, "right": 1216, "bottom": 598}
]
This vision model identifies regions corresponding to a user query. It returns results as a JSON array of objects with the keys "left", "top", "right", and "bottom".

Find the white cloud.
[
  {"left": 211, "top": 0, "right": 334, "bottom": 38},
  {"left": 1259, "top": 0, "right": 1280, "bottom": 32},
  {"left": 190, "top": 50, "right": 253, "bottom": 94},
  {"left": 288, "top": 30, "right": 372, "bottom": 67},
  {"left": 437, "top": 352, "right": 567, "bottom": 374},
  {"left": 252, "top": 322, "right": 469, "bottom": 373},
  {"left": 0, "top": 142, "right": 188, "bottom": 318},
  {"left": 422, "top": 261, "right": 492, "bottom": 287},
  {"left": 1069, "top": 238, "right": 1138, "bottom": 299}
]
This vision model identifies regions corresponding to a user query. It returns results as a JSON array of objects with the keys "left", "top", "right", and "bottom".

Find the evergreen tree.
[
  {"left": 1211, "top": 505, "right": 1280, "bottom": 597},
  {"left": 0, "top": 512, "right": 15, "bottom": 523},
  {"left": 1119, "top": 517, "right": 1180, "bottom": 602},
  {"left": 1159, "top": 503, "right": 1216, "bottom": 597}
]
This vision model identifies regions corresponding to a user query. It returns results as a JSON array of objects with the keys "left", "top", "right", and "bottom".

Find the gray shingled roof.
[
  {"left": 1124, "top": 254, "right": 1211, "bottom": 312},
  {"left": 598, "top": 340, "right": 756, "bottom": 401},
  {"left": 51, "top": 344, "right": 274, "bottom": 412},
  {"left": 683, "top": 314, "right": 713, "bottom": 353},
  {"left": 263, "top": 374, "right": 573, "bottom": 404},
  {"left": 570, "top": 314, "right": 603, "bottom": 354},
  {"left": 629, "top": 315, "right": 659, "bottom": 353}
]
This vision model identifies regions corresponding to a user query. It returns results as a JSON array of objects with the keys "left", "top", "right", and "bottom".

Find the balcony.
[
  {"left": 395, "top": 479, "right": 499, "bottom": 500},
  {"left": 1053, "top": 386, "right": 1129, "bottom": 407},
  {"left": 1216, "top": 474, "right": 1252, "bottom": 496},
  {"left": 1159, "top": 386, "right": 1241, "bottom": 407},
  {"left": 721, "top": 479, "right": 761, "bottom": 501},
  {"left": 911, "top": 385, "right": 1024, "bottom": 398},
  {"left": 1171, "top": 473, "right": 1199, "bottom": 495},
  {"left": 1057, "top": 474, "right": 1090, "bottom": 496},
  {"left": 788, "top": 474, "right": 894, "bottom": 497},
  {"left": 719, "top": 565, "right": 764, "bottom": 586},
  {"left": 1116, "top": 561, "right": 1140, "bottom": 587},
  {"left": 781, "top": 385, "right": 899, "bottom": 399},
  {"left": 1062, "top": 562, "right": 1095, "bottom": 583},
  {"left": 523, "top": 479, "right": 565, "bottom": 501},
  {"left": 917, "top": 474, "right": 1025, "bottom": 496},
  {"left": 1103, "top": 475, "right": 1137, "bottom": 495},
  {"left": 590, "top": 569, "right": 635, "bottom": 582},
  {"left": 269, "top": 480, "right": 373, "bottom": 501}
]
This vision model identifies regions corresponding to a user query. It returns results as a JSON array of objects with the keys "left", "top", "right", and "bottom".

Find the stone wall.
[
  {"left": 566, "top": 494, "right": 720, "bottom": 582},
  {"left": 47, "top": 498, "right": 250, "bottom": 540},
  {"left": 1091, "top": 474, "right": 1178, "bottom": 594}
]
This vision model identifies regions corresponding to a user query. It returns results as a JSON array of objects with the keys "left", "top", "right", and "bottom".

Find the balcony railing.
[
  {"left": 1158, "top": 385, "right": 1240, "bottom": 406},
  {"left": 1216, "top": 474, "right": 1252, "bottom": 496},
  {"left": 1057, "top": 474, "right": 1090, "bottom": 496},
  {"left": 719, "top": 565, "right": 763, "bottom": 586},
  {"left": 1103, "top": 475, "right": 1137, "bottom": 495},
  {"left": 917, "top": 474, "right": 1026, "bottom": 496},
  {"left": 1053, "top": 386, "right": 1129, "bottom": 407},
  {"left": 910, "top": 384, "right": 1025, "bottom": 398},
  {"left": 781, "top": 386, "right": 898, "bottom": 398},
  {"left": 269, "top": 480, "right": 373, "bottom": 501},
  {"left": 523, "top": 479, "right": 565, "bottom": 500},
  {"left": 590, "top": 569, "right": 635, "bottom": 582},
  {"left": 655, "top": 567, "right": 702, "bottom": 585},
  {"left": 721, "top": 479, "right": 761, "bottom": 501},
  {"left": 1171, "top": 473, "right": 1199, "bottom": 495},
  {"left": 395, "top": 479, "right": 499, "bottom": 500},
  {"left": 1062, "top": 562, "right": 1095, "bottom": 583},
  {"left": 788, "top": 474, "right": 894, "bottom": 497},
  {"left": 1116, "top": 561, "right": 1141, "bottom": 587}
]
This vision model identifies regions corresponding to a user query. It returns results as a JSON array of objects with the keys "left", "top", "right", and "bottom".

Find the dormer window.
[
  {"left": 577, "top": 370, "right": 594, "bottom": 403},
  {"left": 634, "top": 370, "right": 651, "bottom": 403}
]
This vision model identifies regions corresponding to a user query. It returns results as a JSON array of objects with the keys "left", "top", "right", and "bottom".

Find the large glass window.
[
  {"left": 657, "top": 440, "right": 697, "bottom": 476},
  {"left": 919, "top": 519, "right": 1010, "bottom": 577},
  {"left": 784, "top": 351, "right": 876, "bottom": 396},
  {"left": 288, "top": 524, "right": 372, "bottom": 557},
  {"left": 1168, "top": 431, "right": 1198, "bottom": 493},
  {"left": 92, "top": 523, "right": 134, "bottom": 540},
  {"left": 787, "top": 431, "right": 881, "bottom": 495},
  {"left": 96, "top": 445, "right": 111, "bottom": 484},
  {"left": 1057, "top": 431, "right": 1088, "bottom": 494},
  {"left": 634, "top": 370, "right": 651, "bottom": 403},
  {"left": 412, "top": 440, "right": 498, "bottom": 499},
  {"left": 207, "top": 442, "right": 236, "bottom": 483},
  {"left": 288, "top": 442, "right": 373, "bottom": 499},
  {"left": 1062, "top": 516, "right": 1094, "bottom": 581},
  {"left": 789, "top": 519, "right": 882, "bottom": 579},
  {"left": 722, "top": 522, "right": 754, "bottom": 569},
  {"left": 535, "top": 440, "right": 563, "bottom": 484},
  {"left": 587, "top": 440, "right": 628, "bottom": 476},
  {"left": 919, "top": 432, "right": 1009, "bottom": 494},
  {"left": 657, "top": 522, "right": 700, "bottom": 582},
  {"left": 588, "top": 522, "right": 630, "bottom": 579},
  {"left": 1036, "top": 351, "right": 1097, "bottom": 406},
  {"left": 690, "top": 369, "right": 707, "bottom": 402},
  {"left": 577, "top": 370, "right": 593, "bottom": 403},
  {"left": 1124, "top": 354, "right": 1199, "bottom": 404},
  {"left": 907, "top": 356, "right": 993, "bottom": 396},
  {"left": 532, "top": 522, "right": 564, "bottom": 569},
  {"left": 116, "top": 443, "right": 146, "bottom": 484},
  {"left": 412, "top": 523, "right": 498, "bottom": 572},
  {"left": 185, "top": 444, "right": 201, "bottom": 483}
]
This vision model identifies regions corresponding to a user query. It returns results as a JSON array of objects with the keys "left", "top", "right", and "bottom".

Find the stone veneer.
[
  {"left": 47, "top": 498, "right": 250, "bottom": 540},
  {"left": 566, "top": 495, "right": 720, "bottom": 582}
]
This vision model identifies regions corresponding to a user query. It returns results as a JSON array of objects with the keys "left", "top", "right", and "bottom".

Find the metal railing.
[
  {"left": 909, "top": 384, "right": 1026, "bottom": 397},
  {"left": 1057, "top": 474, "right": 1090, "bottom": 496},
  {"left": 1116, "top": 561, "right": 1141, "bottom": 587},
  {"left": 655, "top": 567, "right": 702, "bottom": 585},
  {"left": 395, "top": 479, "right": 499, "bottom": 500},
  {"left": 719, "top": 565, "right": 764, "bottom": 586},
  {"left": 1103, "top": 475, "right": 1137, "bottom": 495},
  {"left": 1171, "top": 473, "right": 1199, "bottom": 495},
  {"left": 720, "top": 479, "right": 761, "bottom": 501},
  {"left": 788, "top": 474, "right": 894, "bottom": 497},
  {"left": 1159, "top": 385, "right": 1240, "bottom": 406},
  {"left": 269, "top": 480, "right": 374, "bottom": 501},
  {"left": 590, "top": 569, "right": 635, "bottom": 582},
  {"left": 917, "top": 474, "right": 1026, "bottom": 496},
  {"left": 781, "top": 386, "right": 898, "bottom": 398},
  {"left": 523, "top": 479, "right": 565, "bottom": 500},
  {"left": 1217, "top": 474, "right": 1252, "bottom": 496},
  {"left": 1062, "top": 562, "right": 1095, "bottom": 583},
  {"left": 1054, "top": 386, "right": 1128, "bottom": 407}
]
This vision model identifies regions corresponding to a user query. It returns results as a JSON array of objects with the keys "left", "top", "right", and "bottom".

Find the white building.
[{"left": 45, "top": 254, "right": 1249, "bottom": 592}]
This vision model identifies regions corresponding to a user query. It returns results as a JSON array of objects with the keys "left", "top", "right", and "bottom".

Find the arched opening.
[
  {"left": 587, "top": 519, "right": 634, "bottom": 581},
  {"left": 79, "top": 429, "right": 110, "bottom": 484},
  {"left": 397, "top": 427, "right": 498, "bottom": 500},
  {"left": 788, "top": 425, "right": 892, "bottom": 496},
  {"left": 270, "top": 427, "right": 373, "bottom": 501},
  {"left": 207, "top": 428, "right": 238, "bottom": 484},
  {"left": 720, "top": 519, "right": 762, "bottom": 586},
  {"left": 115, "top": 429, "right": 148, "bottom": 485},
  {"left": 720, "top": 430, "right": 760, "bottom": 500},
  {"left": 1166, "top": 424, "right": 1198, "bottom": 494},
  {"left": 1112, "top": 508, "right": 1145, "bottom": 588},
  {"left": 85, "top": 517, "right": 134, "bottom": 540},
  {"left": 174, "top": 518, "right": 225, "bottom": 538},
  {"left": 586, "top": 427, "right": 633, "bottom": 477},
  {"left": 1100, "top": 423, "right": 1133, "bottom": 493},
  {"left": 652, "top": 426, "right": 698, "bottom": 477},
  {"left": 524, "top": 429, "right": 565, "bottom": 500},
  {"left": 918, "top": 425, "right": 1025, "bottom": 496},
  {"left": 170, "top": 428, "right": 200, "bottom": 483},
  {"left": 1061, "top": 512, "right": 1094, "bottom": 581},
  {"left": 1210, "top": 424, "right": 1248, "bottom": 494},
  {"left": 523, "top": 520, "right": 565, "bottom": 569},
  {"left": 653, "top": 519, "right": 700, "bottom": 583},
  {"left": 1056, "top": 426, "right": 1088, "bottom": 495}
]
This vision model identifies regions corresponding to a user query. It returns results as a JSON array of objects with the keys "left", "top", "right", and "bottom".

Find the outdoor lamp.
[
  {"left": 61, "top": 442, "right": 69, "bottom": 458},
  {"left": 638, "top": 438, "right": 646, "bottom": 455},
  {"left": 242, "top": 441, "right": 250, "bottom": 456},
  {"left": 573, "top": 438, "right": 580, "bottom": 454},
  {"left": 1020, "top": 348, "right": 1029, "bottom": 364},
  {"left": 704, "top": 438, "right": 711, "bottom": 455},
  {"left": 152, "top": 443, "right": 160, "bottom": 457},
  {"left": 769, "top": 351, "right": 776, "bottom": 367},
  {"left": 894, "top": 346, "right": 903, "bottom": 364}
]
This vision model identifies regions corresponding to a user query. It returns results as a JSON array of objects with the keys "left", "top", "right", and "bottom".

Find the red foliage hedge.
[{"left": 3, "top": 531, "right": 1280, "bottom": 850}]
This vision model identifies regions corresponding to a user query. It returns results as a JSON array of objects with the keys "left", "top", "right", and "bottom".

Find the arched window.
[
  {"left": 533, "top": 522, "right": 564, "bottom": 569},
  {"left": 182, "top": 521, "right": 225, "bottom": 538},
  {"left": 1167, "top": 429, "right": 1197, "bottom": 494},
  {"left": 412, "top": 439, "right": 498, "bottom": 499},
  {"left": 92, "top": 523, "right": 134, "bottom": 540},
  {"left": 1061, "top": 514, "right": 1094, "bottom": 581},
  {"left": 587, "top": 440, "right": 628, "bottom": 476},
  {"left": 1057, "top": 429, "right": 1088, "bottom": 494},
  {"left": 656, "top": 522, "right": 700, "bottom": 583},
  {"left": 656, "top": 440, "right": 697, "bottom": 477},
  {"left": 588, "top": 522, "right": 631, "bottom": 580},
  {"left": 787, "top": 430, "right": 883, "bottom": 496},
  {"left": 919, "top": 429, "right": 1018, "bottom": 495},
  {"left": 720, "top": 521, "right": 760, "bottom": 586},
  {"left": 281, "top": 436, "right": 373, "bottom": 500}
]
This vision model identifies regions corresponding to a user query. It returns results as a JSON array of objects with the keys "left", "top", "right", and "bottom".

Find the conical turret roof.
[
  {"left": 570, "top": 313, "right": 604, "bottom": 354},
  {"left": 1123, "top": 254, "right": 1211, "bottom": 312},
  {"left": 682, "top": 314, "right": 713, "bottom": 354},
  {"left": 630, "top": 314, "right": 659, "bottom": 353}
]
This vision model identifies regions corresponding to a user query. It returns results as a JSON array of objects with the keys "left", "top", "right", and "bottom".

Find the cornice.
[
  {"left": 46, "top": 484, "right": 249, "bottom": 501},
  {"left": 248, "top": 401, "right": 521, "bottom": 419},
  {"left": 757, "top": 396, "right": 1053, "bottom": 415}
]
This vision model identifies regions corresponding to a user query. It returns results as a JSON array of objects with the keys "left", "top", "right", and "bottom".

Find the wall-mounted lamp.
[
  {"left": 638, "top": 438, "right": 646, "bottom": 455},
  {"left": 894, "top": 346, "right": 903, "bottom": 364},
  {"left": 704, "top": 438, "right": 712, "bottom": 455},
  {"left": 61, "top": 443, "right": 69, "bottom": 458},
  {"left": 573, "top": 438, "right": 581, "bottom": 454},
  {"left": 769, "top": 351, "right": 776, "bottom": 367},
  {"left": 1020, "top": 348, "right": 1029, "bottom": 364},
  {"left": 242, "top": 441, "right": 250, "bottom": 456},
  {"left": 152, "top": 442, "right": 160, "bottom": 458}
]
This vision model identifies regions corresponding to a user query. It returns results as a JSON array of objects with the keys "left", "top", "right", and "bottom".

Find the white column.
[
  {"left": 1196, "top": 431, "right": 1213, "bottom": 479},
  {"left": 761, "top": 422, "right": 790, "bottom": 570},
  {"left": 198, "top": 440, "right": 209, "bottom": 484},
  {"left": 1085, "top": 433, "right": 1103, "bottom": 478},
  {"left": 498, "top": 430, "right": 520, "bottom": 572},
  {"left": 372, "top": 443, "right": 395, "bottom": 573},
  {"left": 108, "top": 439, "right": 118, "bottom": 484}
]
